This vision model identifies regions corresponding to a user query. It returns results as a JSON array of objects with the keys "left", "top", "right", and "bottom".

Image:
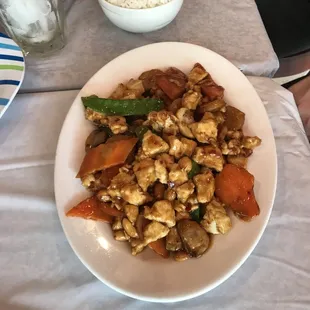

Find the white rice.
[{"left": 106, "top": 0, "right": 172, "bottom": 9}]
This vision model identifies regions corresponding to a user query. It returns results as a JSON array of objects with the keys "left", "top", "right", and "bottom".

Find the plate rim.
[{"left": 54, "top": 42, "right": 278, "bottom": 303}]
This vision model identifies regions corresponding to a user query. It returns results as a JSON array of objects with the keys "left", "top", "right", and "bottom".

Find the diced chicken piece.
[
  {"left": 193, "top": 146, "right": 224, "bottom": 171},
  {"left": 201, "top": 111, "right": 216, "bottom": 121},
  {"left": 182, "top": 90, "right": 202, "bottom": 110},
  {"left": 143, "top": 221, "right": 170, "bottom": 245},
  {"left": 166, "top": 227, "right": 182, "bottom": 251},
  {"left": 166, "top": 136, "right": 197, "bottom": 159},
  {"left": 201, "top": 199, "right": 232, "bottom": 234},
  {"left": 124, "top": 205, "right": 139, "bottom": 224},
  {"left": 169, "top": 164, "right": 188, "bottom": 186},
  {"left": 142, "top": 130, "right": 169, "bottom": 158},
  {"left": 189, "top": 118, "right": 218, "bottom": 143},
  {"left": 220, "top": 140, "right": 241, "bottom": 155},
  {"left": 120, "top": 183, "right": 151, "bottom": 206},
  {"left": 227, "top": 155, "right": 248, "bottom": 168},
  {"left": 104, "top": 116, "right": 127, "bottom": 134},
  {"left": 154, "top": 159, "right": 168, "bottom": 184},
  {"left": 176, "top": 107, "right": 195, "bottom": 138},
  {"left": 176, "top": 181, "right": 195, "bottom": 203},
  {"left": 97, "top": 189, "right": 111, "bottom": 202},
  {"left": 110, "top": 197, "right": 126, "bottom": 211},
  {"left": 155, "top": 153, "right": 175, "bottom": 170},
  {"left": 213, "top": 111, "right": 225, "bottom": 125},
  {"left": 187, "top": 63, "right": 209, "bottom": 88},
  {"left": 226, "top": 130, "right": 243, "bottom": 140},
  {"left": 181, "top": 138, "right": 197, "bottom": 157},
  {"left": 242, "top": 136, "right": 262, "bottom": 149},
  {"left": 193, "top": 85, "right": 202, "bottom": 94},
  {"left": 135, "top": 147, "right": 148, "bottom": 161},
  {"left": 175, "top": 211, "right": 191, "bottom": 222},
  {"left": 178, "top": 156, "right": 192, "bottom": 173},
  {"left": 119, "top": 164, "right": 132, "bottom": 174},
  {"left": 122, "top": 89, "right": 138, "bottom": 99},
  {"left": 164, "top": 188, "right": 177, "bottom": 201},
  {"left": 145, "top": 111, "right": 179, "bottom": 135},
  {"left": 133, "top": 158, "right": 157, "bottom": 191},
  {"left": 85, "top": 108, "right": 128, "bottom": 134},
  {"left": 193, "top": 170, "right": 215, "bottom": 203},
  {"left": 82, "top": 175, "right": 107, "bottom": 192},
  {"left": 108, "top": 171, "right": 135, "bottom": 197},
  {"left": 85, "top": 108, "right": 107, "bottom": 126},
  {"left": 186, "top": 194, "right": 199, "bottom": 212},
  {"left": 110, "top": 83, "right": 126, "bottom": 99},
  {"left": 144, "top": 200, "right": 176, "bottom": 228},
  {"left": 81, "top": 174, "right": 96, "bottom": 188},
  {"left": 166, "top": 135, "right": 184, "bottom": 159},
  {"left": 174, "top": 200, "right": 186, "bottom": 212},
  {"left": 126, "top": 79, "right": 145, "bottom": 97}
]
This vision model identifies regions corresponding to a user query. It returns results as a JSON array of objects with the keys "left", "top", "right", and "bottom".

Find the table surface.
[
  {"left": 1, "top": 77, "right": 310, "bottom": 310},
  {"left": 20, "top": 0, "right": 279, "bottom": 93}
]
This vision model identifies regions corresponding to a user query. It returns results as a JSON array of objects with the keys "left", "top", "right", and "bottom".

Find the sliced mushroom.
[
  {"left": 167, "top": 98, "right": 183, "bottom": 114},
  {"left": 199, "top": 99, "right": 226, "bottom": 113},
  {"left": 85, "top": 129, "right": 108, "bottom": 151},
  {"left": 225, "top": 106, "right": 245, "bottom": 130},
  {"left": 166, "top": 227, "right": 182, "bottom": 251},
  {"left": 227, "top": 155, "right": 248, "bottom": 168},
  {"left": 177, "top": 220, "right": 210, "bottom": 257},
  {"left": 153, "top": 182, "right": 166, "bottom": 200}
]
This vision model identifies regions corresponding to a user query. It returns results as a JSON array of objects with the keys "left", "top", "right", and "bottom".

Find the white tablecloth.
[
  {"left": 21, "top": 0, "right": 279, "bottom": 93},
  {"left": 1, "top": 77, "right": 310, "bottom": 310}
]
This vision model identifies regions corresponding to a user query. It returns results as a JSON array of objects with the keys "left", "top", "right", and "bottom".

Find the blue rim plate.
[{"left": 0, "top": 32, "right": 25, "bottom": 118}]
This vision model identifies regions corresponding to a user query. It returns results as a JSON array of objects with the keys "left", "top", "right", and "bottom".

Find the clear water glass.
[{"left": 0, "top": 0, "right": 65, "bottom": 56}]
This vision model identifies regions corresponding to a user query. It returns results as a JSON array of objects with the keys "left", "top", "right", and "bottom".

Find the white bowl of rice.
[{"left": 98, "top": 0, "right": 183, "bottom": 33}]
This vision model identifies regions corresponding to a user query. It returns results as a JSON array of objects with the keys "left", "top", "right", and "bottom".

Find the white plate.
[
  {"left": 54, "top": 42, "right": 277, "bottom": 302},
  {"left": 0, "top": 33, "right": 25, "bottom": 118}
]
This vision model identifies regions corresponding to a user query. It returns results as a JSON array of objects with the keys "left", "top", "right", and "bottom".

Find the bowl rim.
[{"left": 98, "top": 0, "right": 182, "bottom": 12}]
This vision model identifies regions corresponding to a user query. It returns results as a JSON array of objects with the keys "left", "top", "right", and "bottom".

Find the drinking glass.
[{"left": 0, "top": 0, "right": 65, "bottom": 56}]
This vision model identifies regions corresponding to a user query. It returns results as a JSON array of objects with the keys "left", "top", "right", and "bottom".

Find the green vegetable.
[
  {"left": 82, "top": 96, "right": 164, "bottom": 116},
  {"left": 135, "top": 125, "right": 149, "bottom": 140},
  {"left": 190, "top": 207, "right": 201, "bottom": 222},
  {"left": 188, "top": 160, "right": 201, "bottom": 179}
]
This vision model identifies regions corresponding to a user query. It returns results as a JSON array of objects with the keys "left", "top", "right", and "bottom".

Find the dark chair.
[{"left": 255, "top": 0, "right": 310, "bottom": 58}]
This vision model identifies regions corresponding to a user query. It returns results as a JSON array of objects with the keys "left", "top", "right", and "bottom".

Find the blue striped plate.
[{"left": 0, "top": 33, "right": 25, "bottom": 118}]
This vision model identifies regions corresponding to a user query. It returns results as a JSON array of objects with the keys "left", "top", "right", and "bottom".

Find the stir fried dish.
[{"left": 66, "top": 63, "right": 262, "bottom": 261}]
